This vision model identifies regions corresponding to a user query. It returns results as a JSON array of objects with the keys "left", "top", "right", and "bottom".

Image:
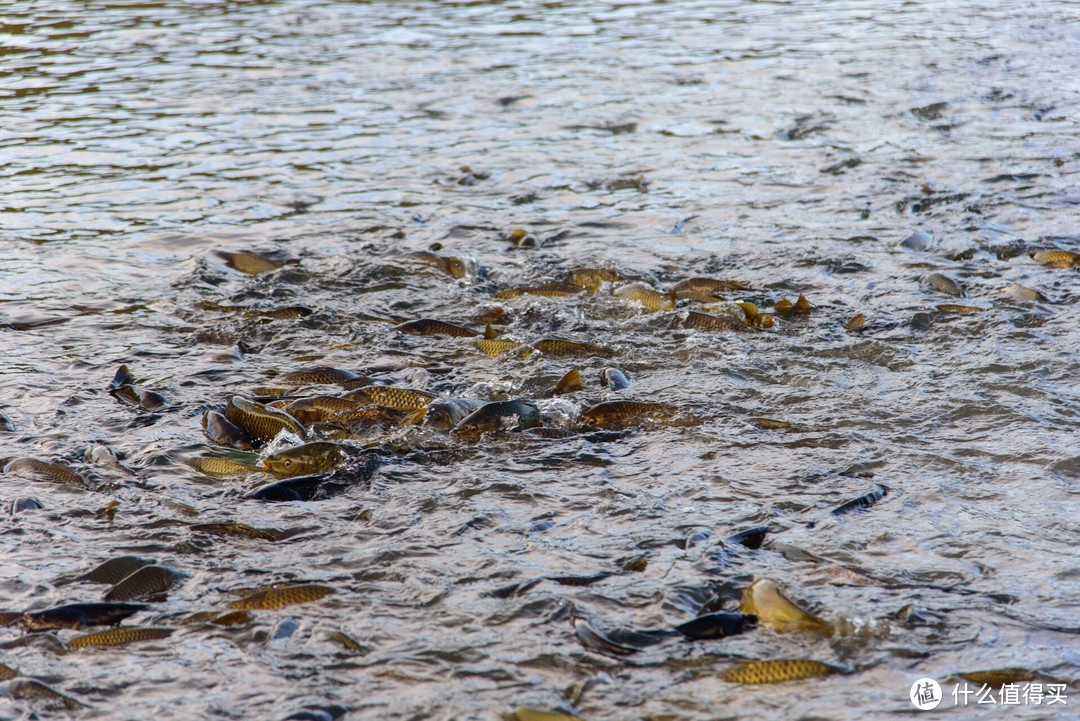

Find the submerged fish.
[
  {"left": 525, "top": 427, "right": 577, "bottom": 439},
  {"left": 104, "top": 566, "right": 184, "bottom": 602},
  {"left": 202, "top": 410, "right": 252, "bottom": 450},
  {"left": 393, "top": 319, "right": 479, "bottom": 337},
  {"left": 225, "top": 396, "right": 307, "bottom": 445},
  {"left": 675, "top": 612, "right": 756, "bottom": 640},
  {"left": 1003, "top": 284, "right": 1049, "bottom": 302},
  {"left": 495, "top": 283, "right": 580, "bottom": 299},
  {"left": 409, "top": 250, "right": 467, "bottom": 279},
  {"left": 422, "top": 398, "right": 486, "bottom": 430},
  {"left": 5, "top": 679, "right": 86, "bottom": 708},
  {"left": 244, "top": 474, "right": 331, "bottom": 502},
  {"left": 2, "top": 458, "right": 90, "bottom": 489},
  {"left": 578, "top": 401, "right": 677, "bottom": 428},
  {"left": 24, "top": 602, "right": 147, "bottom": 631},
  {"left": 511, "top": 710, "right": 587, "bottom": 721},
  {"left": 228, "top": 584, "right": 335, "bottom": 610},
  {"left": 190, "top": 523, "right": 279, "bottom": 541},
  {"left": 531, "top": 339, "right": 612, "bottom": 357},
  {"left": 613, "top": 283, "right": 674, "bottom": 312},
  {"left": 831, "top": 485, "right": 889, "bottom": 516},
  {"left": 564, "top": 268, "right": 621, "bottom": 291},
  {"left": 739, "top": 579, "right": 830, "bottom": 634},
  {"left": 721, "top": 659, "right": 841, "bottom": 684},
  {"left": 275, "top": 367, "right": 358, "bottom": 386},
  {"left": 0, "top": 663, "right": 15, "bottom": 681},
  {"left": 340, "top": 386, "right": 436, "bottom": 410},
  {"left": 676, "top": 311, "right": 745, "bottom": 331},
  {"left": 672, "top": 278, "right": 749, "bottom": 293},
  {"left": 452, "top": 400, "right": 542, "bottom": 435},
  {"left": 261, "top": 442, "right": 347, "bottom": 478},
  {"left": 936, "top": 304, "right": 981, "bottom": 313},
  {"left": 67, "top": 626, "right": 173, "bottom": 650},
  {"left": 283, "top": 396, "right": 367, "bottom": 424},
  {"left": 1030, "top": 249, "right": 1080, "bottom": 268},
  {"left": 80, "top": 556, "right": 155, "bottom": 585}
]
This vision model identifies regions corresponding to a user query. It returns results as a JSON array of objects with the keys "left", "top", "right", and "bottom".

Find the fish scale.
[
  {"left": 187, "top": 457, "right": 263, "bottom": 478},
  {"left": 190, "top": 523, "right": 279, "bottom": 541},
  {"left": 532, "top": 339, "right": 612, "bottom": 357},
  {"left": 2, "top": 458, "right": 89, "bottom": 488},
  {"left": 225, "top": 396, "right": 307, "bottom": 444},
  {"left": 340, "top": 386, "right": 436, "bottom": 410},
  {"left": 67, "top": 627, "right": 174, "bottom": 649},
  {"left": 284, "top": 396, "right": 366, "bottom": 424},
  {"left": 678, "top": 310, "right": 745, "bottom": 331},
  {"left": 578, "top": 401, "right": 676, "bottom": 428},
  {"left": 228, "top": 584, "right": 335, "bottom": 610},
  {"left": 672, "top": 277, "right": 749, "bottom": 293},
  {"left": 275, "top": 367, "right": 358, "bottom": 385},
  {"left": 104, "top": 566, "right": 183, "bottom": 602},
  {"left": 720, "top": 659, "right": 840, "bottom": 684},
  {"left": 393, "top": 319, "right": 479, "bottom": 337},
  {"left": 262, "top": 442, "right": 347, "bottom": 478}
]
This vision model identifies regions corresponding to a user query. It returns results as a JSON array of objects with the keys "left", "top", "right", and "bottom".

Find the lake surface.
[{"left": 2, "top": 1, "right": 1079, "bottom": 718}]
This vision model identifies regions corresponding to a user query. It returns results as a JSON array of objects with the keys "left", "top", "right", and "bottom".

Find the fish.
[
  {"left": 925, "top": 272, "right": 964, "bottom": 296},
  {"left": 572, "top": 617, "right": 638, "bottom": 656},
  {"left": 1030, "top": 249, "right": 1080, "bottom": 268},
  {"left": 323, "top": 404, "right": 407, "bottom": 428},
  {"left": 452, "top": 400, "right": 542, "bottom": 435},
  {"left": 201, "top": 411, "right": 252, "bottom": 449},
  {"left": 547, "top": 573, "right": 611, "bottom": 586},
  {"left": 531, "top": 339, "right": 612, "bottom": 357},
  {"left": 724, "top": 526, "right": 770, "bottom": 550},
  {"left": 476, "top": 338, "right": 523, "bottom": 356},
  {"left": 80, "top": 556, "right": 155, "bottom": 585},
  {"left": 67, "top": 626, "right": 174, "bottom": 649},
  {"left": 612, "top": 283, "right": 674, "bottom": 311},
  {"left": 553, "top": 369, "right": 582, "bottom": 395},
  {"left": 507, "top": 228, "right": 538, "bottom": 246},
  {"left": 422, "top": 398, "right": 486, "bottom": 430},
  {"left": 228, "top": 584, "right": 335, "bottom": 610},
  {"left": 474, "top": 306, "right": 504, "bottom": 325},
  {"left": 393, "top": 319, "right": 479, "bottom": 337},
  {"left": 340, "top": 386, "right": 437, "bottom": 410},
  {"left": 564, "top": 268, "right": 621, "bottom": 291},
  {"left": 793, "top": 294, "right": 811, "bottom": 314},
  {"left": 676, "top": 311, "right": 745, "bottom": 331},
  {"left": 747, "top": 418, "right": 799, "bottom": 430},
  {"left": 960, "top": 669, "right": 1040, "bottom": 689},
  {"left": 674, "top": 289, "right": 725, "bottom": 302},
  {"left": 675, "top": 612, "right": 757, "bottom": 640},
  {"left": 108, "top": 364, "right": 135, "bottom": 390},
  {"left": 409, "top": 250, "right": 467, "bottom": 279},
  {"left": 739, "top": 579, "right": 830, "bottom": 634},
  {"left": 245, "top": 474, "right": 332, "bottom": 502},
  {"left": 845, "top": 313, "right": 866, "bottom": 331},
  {"left": 0, "top": 612, "right": 25, "bottom": 625},
  {"left": 720, "top": 659, "right": 841, "bottom": 684},
  {"left": 283, "top": 396, "right": 368, "bottom": 424},
  {"left": 1003, "top": 284, "right": 1049, "bottom": 302},
  {"left": 511, "top": 710, "right": 587, "bottom": 721},
  {"left": 936, "top": 304, "right": 981, "bottom": 313},
  {"left": 261, "top": 442, "right": 347, "bottom": 478},
  {"left": 2, "top": 458, "right": 90, "bottom": 489},
  {"left": 0, "top": 413, "right": 14, "bottom": 432},
  {"left": 0, "top": 663, "right": 15, "bottom": 680},
  {"left": 4, "top": 679, "right": 86, "bottom": 708},
  {"left": 578, "top": 401, "right": 677, "bottom": 429},
  {"left": 104, "top": 566, "right": 185, "bottom": 602},
  {"left": 495, "top": 283, "right": 580, "bottom": 299},
  {"left": 190, "top": 523, "right": 279, "bottom": 541},
  {"left": 242, "top": 306, "right": 313, "bottom": 320},
  {"left": 214, "top": 249, "right": 294, "bottom": 275},
  {"left": 24, "top": 602, "right": 147, "bottom": 631},
  {"left": 9, "top": 498, "right": 44, "bottom": 514},
  {"left": 187, "top": 456, "right": 264, "bottom": 478},
  {"left": 599, "top": 367, "right": 630, "bottom": 390},
  {"left": 525, "top": 427, "right": 576, "bottom": 438},
  {"left": 275, "top": 367, "right": 359, "bottom": 386},
  {"left": 210, "top": 610, "right": 254, "bottom": 627},
  {"left": 672, "top": 278, "right": 749, "bottom": 293},
  {"left": 831, "top": 485, "right": 888, "bottom": 516},
  {"left": 225, "top": 396, "right": 307, "bottom": 445}
]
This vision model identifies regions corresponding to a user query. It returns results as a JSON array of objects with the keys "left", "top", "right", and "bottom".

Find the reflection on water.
[{"left": 2, "top": 1, "right": 1079, "bottom": 718}]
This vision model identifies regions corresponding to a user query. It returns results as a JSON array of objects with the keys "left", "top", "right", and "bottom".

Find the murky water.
[{"left": 2, "top": 1, "right": 1080, "bottom": 718}]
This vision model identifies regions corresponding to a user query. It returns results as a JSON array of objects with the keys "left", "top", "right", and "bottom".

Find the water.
[{"left": 2, "top": 1, "right": 1079, "bottom": 718}]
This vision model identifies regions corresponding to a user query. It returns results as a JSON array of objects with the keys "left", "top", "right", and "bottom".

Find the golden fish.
[
  {"left": 275, "top": 366, "right": 358, "bottom": 386},
  {"left": 526, "top": 427, "right": 576, "bottom": 438},
  {"left": 67, "top": 626, "right": 173, "bottom": 649},
  {"left": 739, "top": 579, "right": 830, "bottom": 634},
  {"left": 747, "top": 312, "right": 775, "bottom": 328},
  {"left": 936, "top": 304, "right": 981, "bottom": 313},
  {"left": 793, "top": 293, "right": 811, "bottom": 314},
  {"left": 187, "top": 457, "right": 264, "bottom": 478},
  {"left": 721, "top": 659, "right": 840, "bottom": 684},
  {"left": 845, "top": 313, "right": 866, "bottom": 331},
  {"left": 677, "top": 311, "right": 744, "bottom": 331},
  {"left": 104, "top": 566, "right": 184, "bottom": 602},
  {"left": 283, "top": 396, "right": 365, "bottom": 424},
  {"left": 748, "top": 418, "right": 799, "bottom": 430},
  {"left": 612, "top": 283, "right": 674, "bottom": 312},
  {"left": 228, "top": 584, "right": 334, "bottom": 610},
  {"left": 81, "top": 556, "right": 154, "bottom": 585},
  {"left": 340, "top": 386, "right": 437, "bottom": 410},
  {"left": 326, "top": 404, "right": 407, "bottom": 427},
  {"left": 0, "top": 612, "right": 24, "bottom": 626},
  {"left": 225, "top": 396, "right": 307, "bottom": 444},
  {"left": 190, "top": 523, "right": 279, "bottom": 541},
  {"left": 3, "top": 458, "right": 89, "bottom": 489},
  {"left": 0, "top": 662, "right": 16, "bottom": 680},
  {"left": 507, "top": 228, "right": 538, "bottom": 246},
  {"left": 261, "top": 442, "right": 346, "bottom": 478},
  {"left": 578, "top": 401, "right": 677, "bottom": 428},
  {"left": 564, "top": 268, "right": 621, "bottom": 291},
  {"left": 672, "top": 277, "right": 749, "bottom": 293},
  {"left": 214, "top": 249, "right": 293, "bottom": 275},
  {"left": 532, "top": 339, "right": 612, "bottom": 357},
  {"left": 494, "top": 283, "right": 580, "bottom": 300},
  {"left": 477, "top": 339, "right": 522, "bottom": 356},
  {"left": 394, "top": 319, "right": 479, "bottom": 337},
  {"left": 213, "top": 610, "right": 255, "bottom": 626},
  {"left": 553, "top": 369, "right": 582, "bottom": 395},
  {"left": 1030, "top": 249, "right": 1080, "bottom": 268},
  {"left": 960, "top": 669, "right": 1038, "bottom": 689},
  {"left": 327, "top": 630, "right": 368, "bottom": 653},
  {"left": 511, "top": 710, "right": 587, "bottom": 721}
]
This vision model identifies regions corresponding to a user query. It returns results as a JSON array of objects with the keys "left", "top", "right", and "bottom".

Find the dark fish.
[
  {"left": 190, "top": 523, "right": 279, "bottom": 541},
  {"left": 672, "top": 278, "right": 749, "bottom": 293},
  {"left": 202, "top": 410, "right": 252, "bottom": 449},
  {"left": 547, "top": 573, "right": 610, "bottom": 586},
  {"left": 245, "top": 473, "right": 333, "bottom": 502},
  {"left": 275, "top": 367, "right": 358, "bottom": 386},
  {"left": 578, "top": 401, "right": 677, "bottom": 428},
  {"left": 720, "top": 659, "right": 842, "bottom": 684},
  {"left": 261, "top": 442, "right": 347, "bottom": 478},
  {"left": 0, "top": 612, "right": 24, "bottom": 626},
  {"left": 340, "top": 386, "right": 437, "bottom": 410},
  {"left": 572, "top": 617, "right": 638, "bottom": 656},
  {"left": 67, "top": 626, "right": 173, "bottom": 649},
  {"left": 525, "top": 427, "right": 576, "bottom": 439},
  {"left": 243, "top": 306, "right": 313, "bottom": 320},
  {"left": 2, "top": 458, "right": 90, "bottom": 489},
  {"left": 104, "top": 566, "right": 184, "bottom": 602},
  {"left": 107, "top": 364, "right": 135, "bottom": 390},
  {"left": 564, "top": 268, "right": 621, "bottom": 291},
  {"left": 81, "top": 556, "right": 155, "bottom": 585},
  {"left": 24, "top": 602, "right": 147, "bottom": 632},
  {"left": 553, "top": 369, "right": 582, "bottom": 395},
  {"left": 0, "top": 413, "right": 14, "bottom": 432},
  {"left": 925, "top": 272, "right": 964, "bottom": 296},
  {"left": 9, "top": 497, "right": 44, "bottom": 514},
  {"left": 676, "top": 310, "right": 745, "bottom": 331},
  {"left": 225, "top": 396, "right": 307, "bottom": 445},
  {"left": 5, "top": 679, "right": 86, "bottom": 708},
  {"left": 613, "top": 283, "right": 674, "bottom": 312},
  {"left": 724, "top": 526, "right": 770, "bottom": 550},
  {"left": 228, "top": 584, "right": 334, "bottom": 610},
  {"left": 599, "top": 367, "right": 629, "bottom": 390},
  {"left": 676, "top": 613, "right": 756, "bottom": 640},
  {"left": 422, "top": 398, "right": 486, "bottom": 430},
  {"left": 531, "top": 339, "right": 612, "bottom": 357},
  {"left": 831, "top": 485, "right": 888, "bottom": 516},
  {"left": 393, "top": 319, "right": 479, "bottom": 337},
  {"left": 487, "top": 578, "right": 542, "bottom": 599},
  {"left": 452, "top": 400, "right": 542, "bottom": 435}
]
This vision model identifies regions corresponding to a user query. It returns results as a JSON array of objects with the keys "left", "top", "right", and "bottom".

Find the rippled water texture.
[{"left": 2, "top": 1, "right": 1080, "bottom": 719}]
